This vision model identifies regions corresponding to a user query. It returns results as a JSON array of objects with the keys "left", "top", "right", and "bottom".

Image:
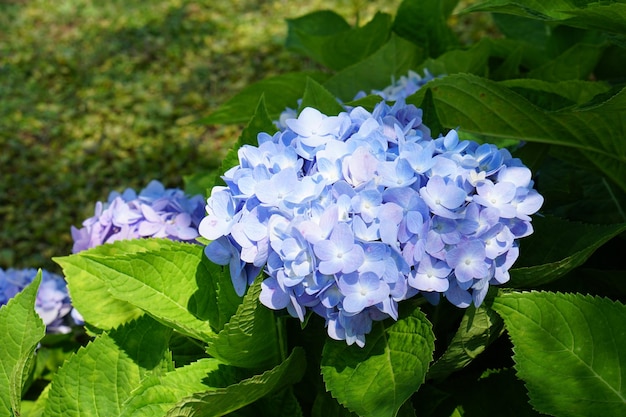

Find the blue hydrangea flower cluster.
[
  {"left": 199, "top": 98, "right": 543, "bottom": 347},
  {"left": 71, "top": 180, "right": 206, "bottom": 253},
  {"left": 1, "top": 268, "right": 79, "bottom": 333}
]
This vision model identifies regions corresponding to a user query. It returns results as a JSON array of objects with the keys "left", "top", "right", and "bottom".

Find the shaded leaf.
[
  {"left": 165, "top": 347, "right": 306, "bottom": 417},
  {"left": 493, "top": 291, "right": 626, "bottom": 416},
  {"left": 465, "top": 1, "right": 626, "bottom": 35},
  {"left": 324, "top": 34, "right": 425, "bottom": 101},
  {"left": 285, "top": 10, "right": 351, "bottom": 54},
  {"left": 510, "top": 216, "right": 626, "bottom": 287},
  {"left": 0, "top": 273, "right": 45, "bottom": 416},
  {"left": 527, "top": 43, "right": 605, "bottom": 82},
  {"left": 299, "top": 77, "right": 345, "bottom": 116},
  {"left": 321, "top": 307, "right": 435, "bottom": 417},
  {"left": 206, "top": 280, "right": 280, "bottom": 369},
  {"left": 392, "top": 0, "right": 458, "bottom": 57},
  {"left": 287, "top": 12, "right": 392, "bottom": 71},
  {"left": 427, "top": 303, "right": 504, "bottom": 381},
  {"left": 196, "top": 72, "right": 329, "bottom": 125},
  {"left": 406, "top": 74, "right": 626, "bottom": 192}
]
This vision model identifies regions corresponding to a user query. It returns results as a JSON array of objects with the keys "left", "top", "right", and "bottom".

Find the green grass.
[{"left": 0, "top": 0, "right": 491, "bottom": 273}]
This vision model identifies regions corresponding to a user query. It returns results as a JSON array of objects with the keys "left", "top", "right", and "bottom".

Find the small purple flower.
[
  {"left": 73, "top": 180, "right": 205, "bottom": 253},
  {"left": 0, "top": 268, "right": 80, "bottom": 333}
]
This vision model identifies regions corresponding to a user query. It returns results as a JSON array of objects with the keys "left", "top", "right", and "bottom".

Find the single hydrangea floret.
[
  {"left": 71, "top": 180, "right": 206, "bottom": 253},
  {"left": 1, "top": 268, "right": 79, "bottom": 333}
]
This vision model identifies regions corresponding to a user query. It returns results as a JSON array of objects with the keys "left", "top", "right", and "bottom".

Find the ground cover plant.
[{"left": 2, "top": 0, "right": 626, "bottom": 416}]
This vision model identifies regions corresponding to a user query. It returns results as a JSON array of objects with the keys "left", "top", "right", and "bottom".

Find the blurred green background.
[{"left": 0, "top": 0, "right": 492, "bottom": 273}]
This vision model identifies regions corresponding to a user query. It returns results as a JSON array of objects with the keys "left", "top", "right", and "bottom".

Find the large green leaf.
[
  {"left": 324, "top": 34, "right": 425, "bottom": 101},
  {"left": 286, "top": 12, "right": 392, "bottom": 71},
  {"left": 0, "top": 273, "right": 45, "bottom": 416},
  {"left": 464, "top": 1, "right": 626, "bottom": 35},
  {"left": 510, "top": 216, "right": 626, "bottom": 287},
  {"left": 120, "top": 358, "right": 229, "bottom": 417},
  {"left": 493, "top": 291, "right": 626, "bottom": 416},
  {"left": 499, "top": 78, "right": 611, "bottom": 107},
  {"left": 196, "top": 71, "right": 329, "bottom": 125},
  {"left": 206, "top": 280, "right": 281, "bottom": 369},
  {"left": 285, "top": 10, "right": 351, "bottom": 54},
  {"left": 55, "top": 241, "right": 153, "bottom": 330},
  {"left": 57, "top": 239, "right": 217, "bottom": 342},
  {"left": 165, "top": 347, "right": 306, "bottom": 417},
  {"left": 526, "top": 42, "right": 605, "bottom": 82},
  {"left": 415, "top": 38, "right": 492, "bottom": 77},
  {"left": 44, "top": 315, "right": 171, "bottom": 417},
  {"left": 392, "top": 0, "right": 459, "bottom": 57},
  {"left": 427, "top": 303, "right": 504, "bottom": 381},
  {"left": 407, "top": 74, "right": 626, "bottom": 192},
  {"left": 321, "top": 307, "right": 435, "bottom": 417}
]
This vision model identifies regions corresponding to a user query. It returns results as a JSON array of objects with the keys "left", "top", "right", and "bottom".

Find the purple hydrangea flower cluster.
[
  {"left": 200, "top": 100, "right": 543, "bottom": 347},
  {"left": 1, "top": 268, "right": 79, "bottom": 333},
  {"left": 71, "top": 180, "right": 206, "bottom": 253}
]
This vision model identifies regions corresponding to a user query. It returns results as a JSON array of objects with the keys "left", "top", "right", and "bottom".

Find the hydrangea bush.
[{"left": 2, "top": 1, "right": 626, "bottom": 417}]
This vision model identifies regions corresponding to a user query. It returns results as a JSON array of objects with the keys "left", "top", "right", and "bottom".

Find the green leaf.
[
  {"left": 406, "top": 75, "right": 626, "bottom": 192},
  {"left": 392, "top": 0, "right": 459, "bottom": 57},
  {"left": 324, "top": 34, "right": 425, "bottom": 101},
  {"left": 419, "top": 88, "right": 444, "bottom": 138},
  {"left": 493, "top": 292, "right": 626, "bottom": 416},
  {"left": 54, "top": 239, "right": 178, "bottom": 330},
  {"left": 510, "top": 216, "right": 626, "bottom": 287},
  {"left": 527, "top": 43, "right": 606, "bottom": 82},
  {"left": 421, "top": 368, "right": 543, "bottom": 416},
  {"left": 492, "top": 13, "right": 551, "bottom": 45},
  {"left": 286, "top": 12, "right": 392, "bottom": 71},
  {"left": 219, "top": 96, "right": 276, "bottom": 182},
  {"left": 537, "top": 154, "right": 626, "bottom": 224},
  {"left": 427, "top": 302, "right": 504, "bottom": 381},
  {"left": 464, "top": 1, "right": 626, "bottom": 35},
  {"left": 165, "top": 347, "right": 306, "bottom": 417},
  {"left": 285, "top": 10, "right": 351, "bottom": 54},
  {"left": 0, "top": 272, "right": 45, "bottom": 416},
  {"left": 499, "top": 78, "right": 611, "bottom": 107},
  {"left": 299, "top": 77, "right": 345, "bottom": 116},
  {"left": 321, "top": 307, "right": 435, "bottom": 417},
  {"left": 416, "top": 39, "right": 492, "bottom": 77},
  {"left": 44, "top": 315, "right": 171, "bottom": 417},
  {"left": 120, "top": 358, "right": 228, "bottom": 417},
  {"left": 207, "top": 280, "right": 280, "bottom": 369},
  {"left": 58, "top": 239, "right": 218, "bottom": 341},
  {"left": 312, "top": 391, "right": 359, "bottom": 417},
  {"left": 196, "top": 71, "right": 329, "bottom": 125}
]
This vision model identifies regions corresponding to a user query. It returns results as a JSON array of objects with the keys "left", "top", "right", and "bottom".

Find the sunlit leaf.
[
  {"left": 494, "top": 292, "right": 626, "bottom": 416},
  {"left": 0, "top": 273, "right": 45, "bottom": 416},
  {"left": 44, "top": 315, "right": 171, "bottom": 417},
  {"left": 321, "top": 307, "right": 435, "bottom": 417}
]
